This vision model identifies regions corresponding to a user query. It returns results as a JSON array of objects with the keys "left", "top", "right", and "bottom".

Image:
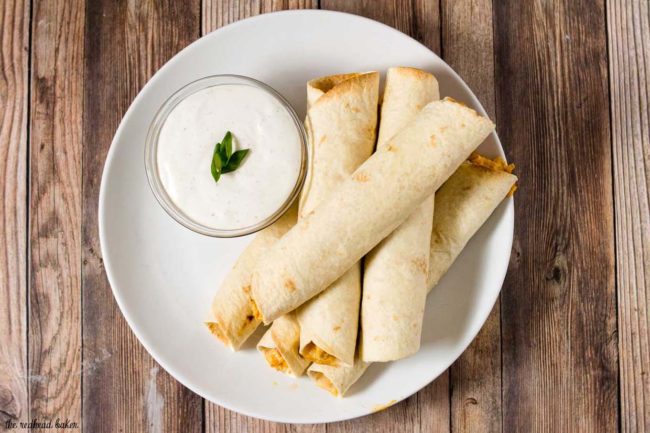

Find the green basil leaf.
[
  {"left": 209, "top": 132, "right": 248, "bottom": 181},
  {"left": 222, "top": 149, "right": 249, "bottom": 173},
  {"left": 223, "top": 131, "right": 233, "bottom": 161},
  {"left": 218, "top": 142, "right": 228, "bottom": 165},
  {"left": 210, "top": 152, "right": 222, "bottom": 182}
]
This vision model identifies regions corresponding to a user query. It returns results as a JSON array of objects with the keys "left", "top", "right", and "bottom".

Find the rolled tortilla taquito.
[
  {"left": 428, "top": 155, "right": 517, "bottom": 287},
  {"left": 258, "top": 72, "right": 380, "bottom": 373},
  {"left": 257, "top": 313, "right": 310, "bottom": 377},
  {"left": 309, "top": 157, "right": 517, "bottom": 396},
  {"left": 307, "top": 355, "right": 370, "bottom": 397},
  {"left": 297, "top": 267, "right": 361, "bottom": 367},
  {"left": 251, "top": 98, "right": 495, "bottom": 323},
  {"left": 205, "top": 205, "right": 297, "bottom": 350},
  {"left": 297, "top": 72, "right": 379, "bottom": 367},
  {"left": 361, "top": 67, "right": 439, "bottom": 362}
]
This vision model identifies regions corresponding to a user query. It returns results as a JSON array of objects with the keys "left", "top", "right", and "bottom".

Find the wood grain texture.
[
  {"left": 0, "top": 0, "right": 29, "bottom": 429},
  {"left": 329, "top": 373, "right": 450, "bottom": 433},
  {"left": 0, "top": 1, "right": 637, "bottom": 431},
  {"left": 28, "top": 0, "right": 84, "bottom": 428},
  {"left": 608, "top": 1, "right": 650, "bottom": 432},
  {"left": 81, "top": 1, "right": 203, "bottom": 432},
  {"left": 321, "top": 0, "right": 440, "bottom": 54},
  {"left": 202, "top": 0, "right": 317, "bottom": 35},
  {"left": 440, "top": 1, "right": 501, "bottom": 432},
  {"left": 201, "top": 3, "right": 319, "bottom": 432},
  {"left": 495, "top": 0, "right": 618, "bottom": 431}
]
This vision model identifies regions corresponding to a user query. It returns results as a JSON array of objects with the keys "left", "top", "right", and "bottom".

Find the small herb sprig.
[{"left": 210, "top": 131, "right": 250, "bottom": 183}]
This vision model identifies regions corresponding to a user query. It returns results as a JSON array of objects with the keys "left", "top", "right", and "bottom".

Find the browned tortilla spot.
[
  {"left": 444, "top": 96, "right": 466, "bottom": 107},
  {"left": 429, "top": 135, "right": 437, "bottom": 146},
  {"left": 242, "top": 284, "right": 263, "bottom": 320},
  {"left": 284, "top": 278, "right": 297, "bottom": 292},
  {"left": 333, "top": 325, "right": 341, "bottom": 332},
  {"left": 301, "top": 210, "right": 315, "bottom": 219},
  {"left": 443, "top": 97, "right": 484, "bottom": 119},
  {"left": 397, "top": 67, "right": 432, "bottom": 79},
  {"left": 309, "top": 73, "right": 361, "bottom": 93},
  {"left": 318, "top": 135, "right": 327, "bottom": 145},
  {"left": 386, "top": 143, "right": 398, "bottom": 152},
  {"left": 353, "top": 171, "right": 370, "bottom": 182},
  {"left": 344, "top": 102, "right": 361, "bottom": 113},
  {"left": 247, "top": 295, "right": 263, "bottom": 321},
  {"left": 299, "top": 208, "right": 315, "bottom": 225},
  {"left": 412, "top": 256, "right": 428, "bottom": 274}
]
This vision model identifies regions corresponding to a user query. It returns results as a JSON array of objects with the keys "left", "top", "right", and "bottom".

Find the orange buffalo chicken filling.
[
  {"left": 205, "top": 322, "right": 231, "bottom": 348},
  {"left": 302, "top": 343, "right": 339, "bottom": 366},
  {"left": 260, "top": 348, "right": 291, "bottom": 375},
  {"left": 243, "top": 285, "right": 264, "bottom": 322},
  {"left": 468, "top": 153, "right": 518, "bottom": 196}
]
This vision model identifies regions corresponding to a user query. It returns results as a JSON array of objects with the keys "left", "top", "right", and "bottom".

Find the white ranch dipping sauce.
[{"left": 156, "top": 84, "right": 303, "bottom": 231}]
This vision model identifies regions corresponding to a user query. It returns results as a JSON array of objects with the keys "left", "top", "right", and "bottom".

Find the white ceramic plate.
[{"left": 99, "top": 10, "right": 514, "bottom": 424}]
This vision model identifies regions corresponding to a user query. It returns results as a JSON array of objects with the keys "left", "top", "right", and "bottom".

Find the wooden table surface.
[{"left": 0, "top": 0, "right": 647, "bottom": 431}]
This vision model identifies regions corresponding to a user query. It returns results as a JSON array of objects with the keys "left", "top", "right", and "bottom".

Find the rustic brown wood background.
[{"left": 0, "top": 0, "right": 647, "bottom": 431}]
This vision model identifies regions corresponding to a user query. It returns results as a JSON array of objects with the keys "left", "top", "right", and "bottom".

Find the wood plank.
[
  {"left": 319, "top": 1, "right": 447, "bottom": 432},
  {"left": 331, "top": 374, "right": 450, "bottom": 433},
  {"left": 494, "top": 0, "right": 618, "bottom": 431},
  {"left": 81, "top": 1, "right": 203, "bottom": 432},
  {"left": 27, "top": 0, "right": 84, "bottom": 428},
  {"left": 440, "top": 1, "right": 501, "bottom": 432},
  {"left": 0, "top": 0, "right": 29, "bottom": 429},
  {"left": 321, "top": 0, "right": 440, "bottom": 54},
  {"left": 201, "top": 2, "right": 319, "bottom": 432},
  {"left": 607, "top": 0, "right": 650, "bottom": 431},
  {"left": 202, "top": 0, "right": 316, "bottom": 35}
]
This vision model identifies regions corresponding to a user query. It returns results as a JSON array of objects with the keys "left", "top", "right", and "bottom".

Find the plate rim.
[{"left": 98, "top": 8, "right": 514, "bottom": 424}]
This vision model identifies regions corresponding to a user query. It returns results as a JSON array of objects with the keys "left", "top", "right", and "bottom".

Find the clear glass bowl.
[{"left": 144, "top": 75, "right": 308, "bottom": 237}]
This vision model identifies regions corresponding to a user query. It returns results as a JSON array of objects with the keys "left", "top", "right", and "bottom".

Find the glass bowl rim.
[{"left": 144, "top": 74, "right": 308, "bottom": 238}]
